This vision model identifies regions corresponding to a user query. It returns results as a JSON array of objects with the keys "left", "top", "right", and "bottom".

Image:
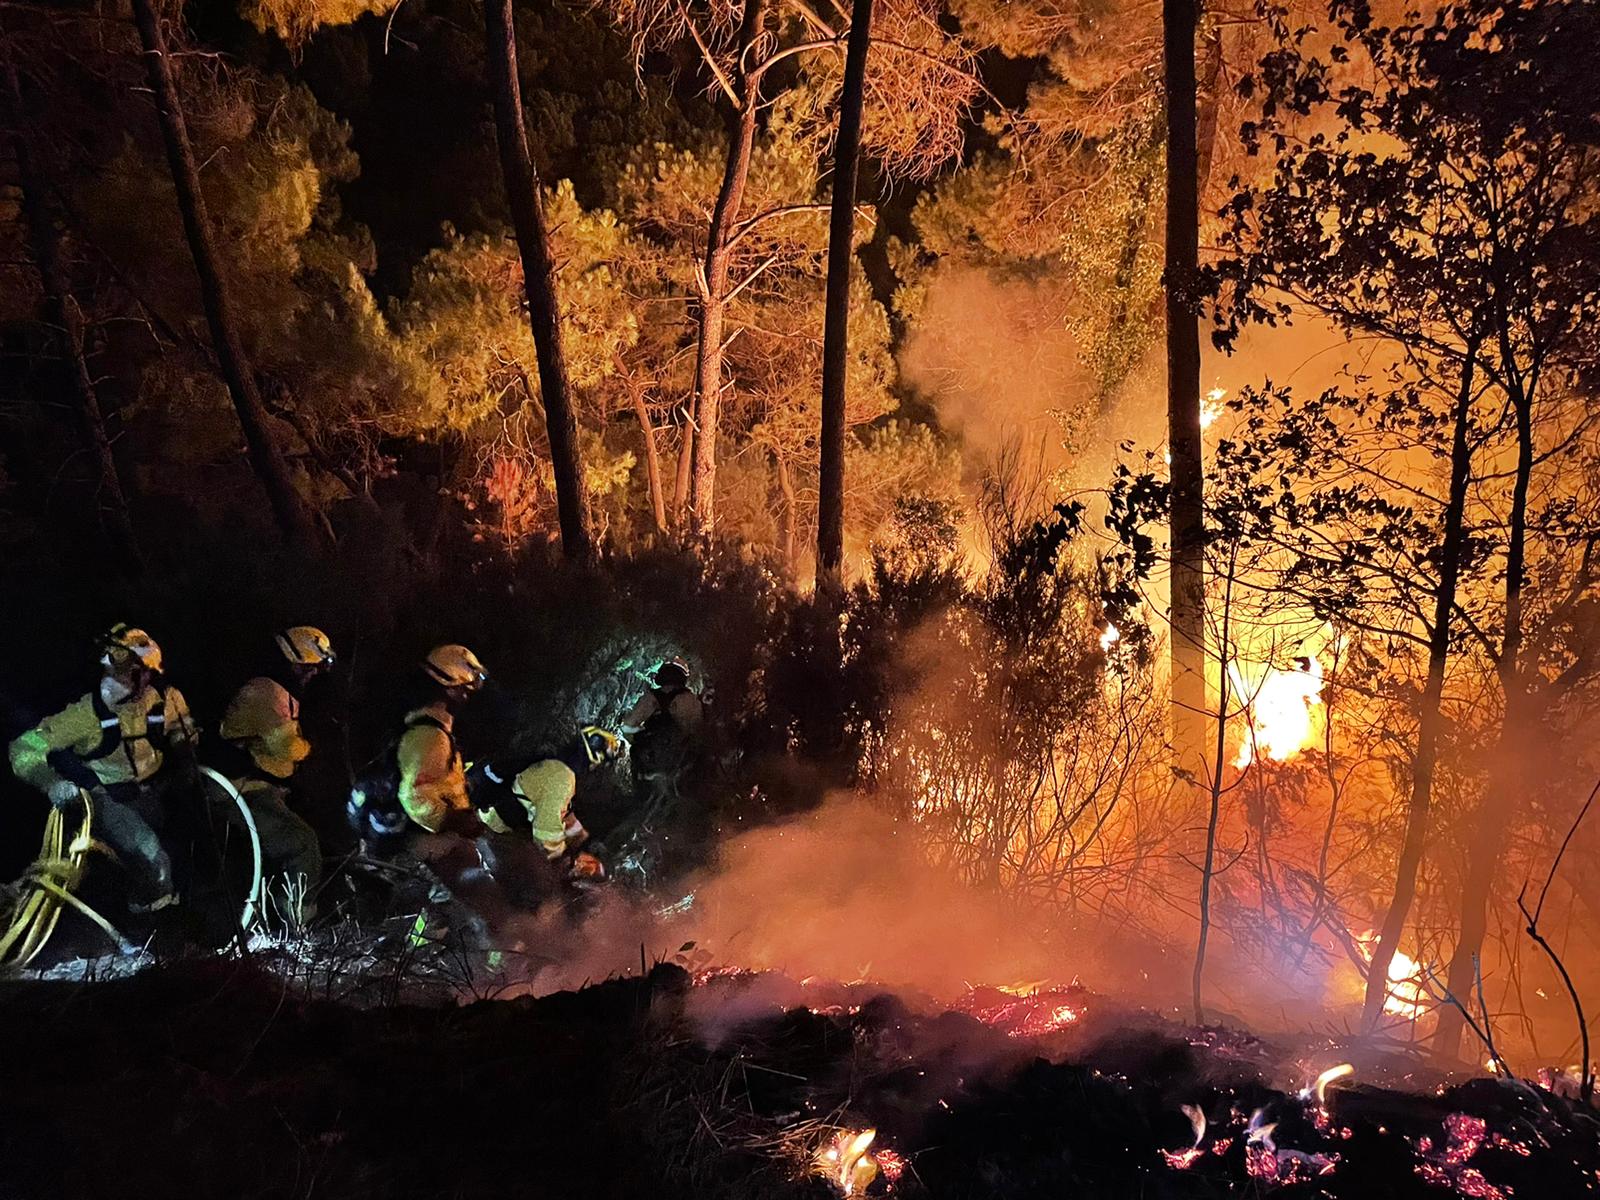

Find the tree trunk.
[
  {"left": 815, "top": 0, "right": 874, "bottom": 592},
  {"left": 1434, "top": 353, "right": 1534, "bottom": 1060},
  {"left": 631, "top": 390, "right": 668, "bottom": 533},
  {"left": 1164, "top": 0, "right": 1206, "bottom": 767},
  {"left": 3, "top": 45, "right": 142, "bottom": 573},
  {"left": 673, "top": 420, "right": 694, "bottom": 520},
  {"left": 130, "top": 0, "right": 321, "bottom": 548},
  {"left": 483, "top": 0, "right": 594, "bottom": 563},
  {"left": 775, "top": 452, "right": 797, "bottom": 581},
  {"left": 687, "top": 0, "right": 768, "bottom": 537},
  {"left": 1362, "top": 346, "right": 1479, "bottom": 1031}
]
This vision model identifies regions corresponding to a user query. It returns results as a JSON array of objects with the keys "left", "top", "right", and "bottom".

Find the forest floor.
[{"left": 2, "top": 942, "right": 1597, "bottom": 1200}]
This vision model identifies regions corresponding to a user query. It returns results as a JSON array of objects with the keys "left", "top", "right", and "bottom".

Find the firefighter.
[
  {"left": 619, "top": 656, "right": 705, "bottom": 810},
  {"left": 216, "top": 626, "right": 335, "bottom": 913},
  {"left": 469, "top": 725, "right": 622, "bottom": 879},
  {"left": 8, "top": 624, "right": 198, "bottom": 912},
  {"left": 348, "top": 643, "right": 487, "bottom": 852}
]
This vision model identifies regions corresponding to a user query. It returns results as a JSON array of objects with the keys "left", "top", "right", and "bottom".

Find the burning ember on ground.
[
  {"left": 1413, "top": 1113, "right": 1510, "bottom": 1200},
  {"left": 1232, "top": 655, "right": 1325, "bottom": 767},
  {"left": 815, "top": 1128, "right": 900, "bottom": 1196},
  {"left": 955, "top": 984, "right": 1083, "bottom": 1037}
]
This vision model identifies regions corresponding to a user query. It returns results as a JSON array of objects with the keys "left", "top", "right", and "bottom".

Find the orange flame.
[
  {"left": 1357, "top": 931, "right": 1430, "bottom": 1019},
  {"left": 816, "top": 1128, "right": 886, "bottom": 1196},
  {"left": 1231, "top": 656, "right": 1325, "bottom": 767}
]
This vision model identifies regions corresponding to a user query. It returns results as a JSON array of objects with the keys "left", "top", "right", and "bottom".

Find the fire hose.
[
  {"left": 198, "top": 765, "right": 265, "bottom": 931},
  {"left": 0, "top": 769, "right": 265, "bottom": 971},
  {"left": 0, "top": 790, "right": 130, "bottom": 970}
]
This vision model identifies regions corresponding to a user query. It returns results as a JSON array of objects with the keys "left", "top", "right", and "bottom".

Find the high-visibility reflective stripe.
[{"left": 484, "top": 764, "right": 504, "bottom": 785}]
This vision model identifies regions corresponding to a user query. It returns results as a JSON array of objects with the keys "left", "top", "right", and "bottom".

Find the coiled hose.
[{"left": 0, "top": 791, "right": 129, "bottom": 970}]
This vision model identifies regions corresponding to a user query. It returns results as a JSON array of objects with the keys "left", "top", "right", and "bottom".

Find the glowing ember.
[
  {"left": 1231, "top": 655, "right": 1324, "bottom": 767},
  {"left": 816, "top": 1128, "right": 890, "bottom": 1197},
  {"left": 692, "top": 964, "right": 758, "bottom": 986},
  {"left": 959, "top": 988, "right": 1083, "bottom": 1038},
  {"left": 874, "top": 1147, "right": 906, "bottom": 1183},
  {"left": 1162, "top": 1102, "right": 1207, "bottom": 1168},
  {"left": 1413, "top": 1114, "right": 1509, "bottom": 1199}
]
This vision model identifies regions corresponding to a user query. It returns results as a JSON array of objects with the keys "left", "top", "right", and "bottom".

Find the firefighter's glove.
[{"left": 48, "top": 780, "right": 83, "bottom": 811}]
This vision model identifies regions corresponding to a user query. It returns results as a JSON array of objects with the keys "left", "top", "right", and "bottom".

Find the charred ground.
[{"left": 3, "top": 955, "right": 1597, "bottom": 1199}]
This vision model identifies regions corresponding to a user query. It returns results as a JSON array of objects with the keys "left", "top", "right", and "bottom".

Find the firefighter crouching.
[
  {"left": 348, "top": 644, "right": 487, "bottom": 853},
  {"left": 468, "top": 725, "right": 622, "bottom": 883},
  {"left": 216, "top": 626, "right": 335, "bottom": 914},
  {"left": 620, "top": 656, "right": 706, "bottom": 811},
  {"left": 8, "top": 624, "right": 197, "bottom": 913}
]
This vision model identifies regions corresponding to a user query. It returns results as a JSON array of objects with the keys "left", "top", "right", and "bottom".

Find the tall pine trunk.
[
  {"left": 131, "top": 0, "right": 320, "bottom": 548},
  {"left": 815, "top": 0, "right": 874, "bottom": 591},
  {"left": 4, "top": 45, "right": 142, "bottom": 572},
  {"left": 1163, "top": 0, "right": 1206, "bottom": 764},
  {"left": 687, "top": 0, "right": 767, "bottom": 537},
  {"left": 1362, "top": 345, "right": 1479, "bottom": 1031},
  {"left": 484, "top": 0, "right": 594, "bottom": 562}
]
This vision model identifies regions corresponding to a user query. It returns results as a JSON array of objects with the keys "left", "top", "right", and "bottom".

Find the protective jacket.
[
  {"left": 219, "top": 677, "right": 310, "bottom": 781},
  {"left": 9, "top": 677, "right": 196, "bottom": 794},
  {"left": 475, "top": 754, "right": 586, "bottom": 859},
  {"left": 396, "top": 703, "right": 470, "bottom": 833}
]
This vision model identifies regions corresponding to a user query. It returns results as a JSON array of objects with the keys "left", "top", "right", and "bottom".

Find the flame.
[
  {"left": 816, "top": 1128, "right": 886, "bottom": 1196},
  {"left": 1356, "top": 932, "right": 1430, "bottom": 1018},
  {"left": 1231, "top": 656, "right": 1325, "bottom": 767},
  {"left": 1202, "top": 387, "right": 1227, "bottom": 430},
  {"left": 1099, "top": 622, "right": 1121, "bottom": 654},
  {"left": 1313, "top": 1062, "right": 1355, "bottom": 1104}
]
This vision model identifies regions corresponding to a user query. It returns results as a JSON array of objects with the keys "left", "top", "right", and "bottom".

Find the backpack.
[
  {"left": 347, "top": 713, "right": 453, "bottom": 848},
  {"left": 632, "top": 687, "right": 701, "bottom": 777},
  {"left": 466, "top": 751, "right": 545, "bottom": 835}
]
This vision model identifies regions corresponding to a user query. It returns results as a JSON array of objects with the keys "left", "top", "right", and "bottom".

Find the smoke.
[
  {"left": 674, "top": 795, "right": 1066, "bottom": 991},
  {"left": 899, "top": 267, "right": 1089, "bottom": 482},
  {"left": 511, "top": 794, "right": 1073, "bottom": 1001},
  {"left": 899, "top": 263, "right": 1386, "bottom": 504}
]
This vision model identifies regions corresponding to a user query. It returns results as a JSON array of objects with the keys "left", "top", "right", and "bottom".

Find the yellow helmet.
[
  {"left": 276, "top": 625, "right": 335, "bottom": 666},
  {"left": 101, "top": 623, "right": 163, "bottom": 673},
  {"left": 580, "top": 726, "right": 622, "bottom": 767},
  {"left": 424, "top": 644, "right": 487, "bottom": 689}
]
